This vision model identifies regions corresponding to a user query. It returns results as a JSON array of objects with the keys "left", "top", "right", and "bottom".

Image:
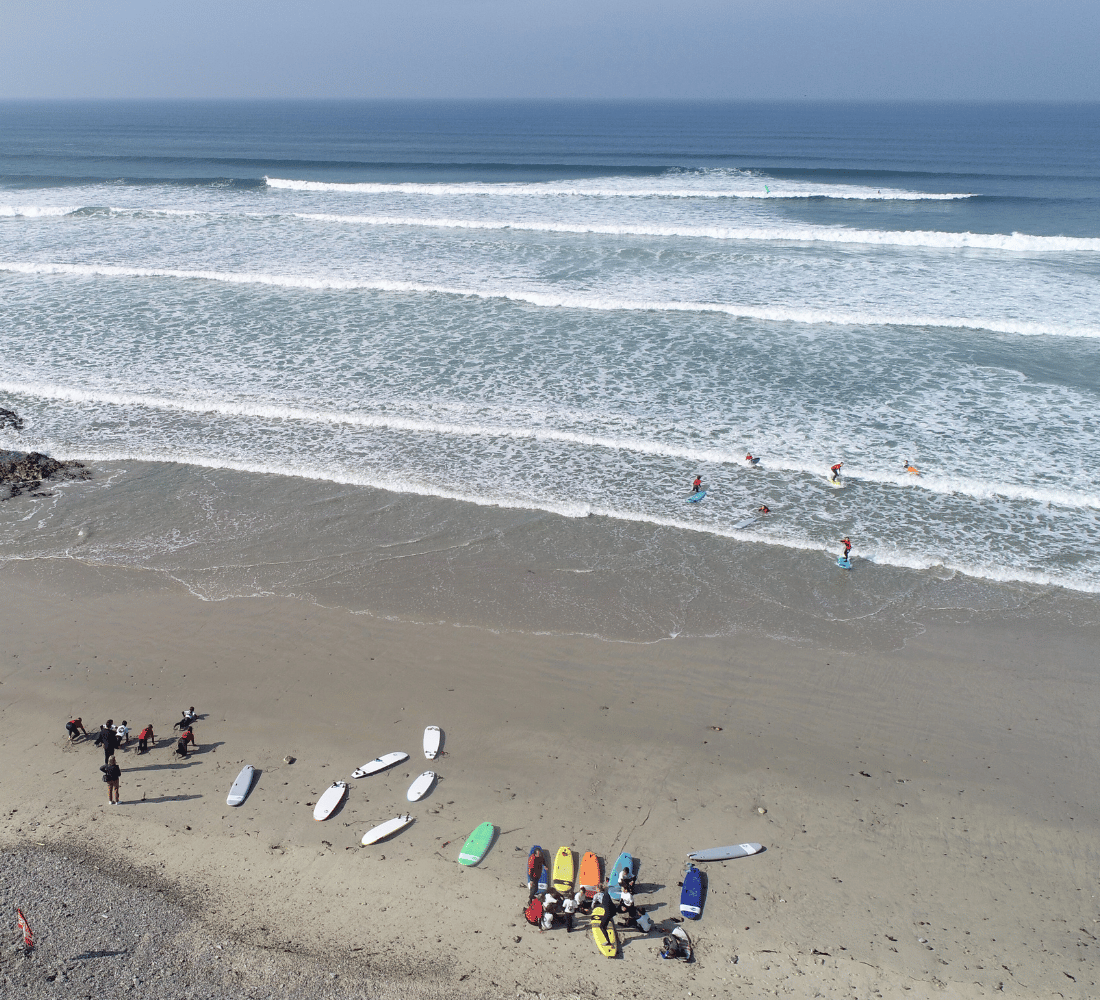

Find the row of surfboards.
[
  {"left": 225, "top": 726, "right": 444, "bottom": 848},
  {"left": 526, "top": 842, "right": 763, "bottom": 957}
]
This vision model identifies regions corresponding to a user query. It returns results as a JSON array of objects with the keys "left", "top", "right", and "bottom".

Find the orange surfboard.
[{"left": 577, "top": 851, "right": 601, "bottom": 898}]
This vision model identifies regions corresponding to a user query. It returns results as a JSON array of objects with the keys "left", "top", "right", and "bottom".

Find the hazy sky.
[{"left": 1, "top": 0, "right": 1096, "bottom": 101}]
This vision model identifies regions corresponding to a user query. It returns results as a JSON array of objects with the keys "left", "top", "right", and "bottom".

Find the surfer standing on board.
[
  {"left": 691, "top": 475, "right": 703, "bottom": 494},
  {"left": 841, "top": 536, "right": 852, "bottom": 562},
  {"left": 830, "top": 463, "right": 843, "bottom": 483}
]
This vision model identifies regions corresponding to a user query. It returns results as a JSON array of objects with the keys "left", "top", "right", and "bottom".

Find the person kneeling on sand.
[
  {"left": 115, "top": 720, "right": 130, "bottom": 746},
  {"left": 100, "top": 755, "right": 121, "bottom": 805},
  {"left": 66, "top": 717, "right": 88, "bottom": 742},
  {"left": 174, "top": 736, "right": 189, "bottom": 758},
  {"left": 137, "top": 724, "right": 156, "bottom": 753}
]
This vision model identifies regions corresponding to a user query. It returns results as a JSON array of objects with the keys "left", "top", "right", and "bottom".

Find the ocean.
[{"left": 2, "top": 100, "right": 1099, "bottom": 645}]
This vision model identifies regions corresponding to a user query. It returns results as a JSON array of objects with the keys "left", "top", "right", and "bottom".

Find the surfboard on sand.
[
  {"left": 423, "top": 726, "right": 442, "bottom": 759},
  {"left": 608, "top": 852, "right": 633, "bottom": 901},
  {"left": 590, "top": 904, "right": 619, "bottom": 957},
  {"left": 680, "top": 864, "right": 705, "bottom": 919},
  {"left": 687, "top": 490, "right": 707, "bottom": 503},
  {"left": 226, "top": 765, "right": 255, "bottom": 806},
  {"left": 551, "top": 846, "right": 575, "bottom": 893},
  {"left": 688, "top": 842, "right": 762, "bottom": 862},
  {"left": 537, "top": 848, "right": 550, "bottom": 892},
  {"left": 837, "top": 556, "right": 852, "bottom": 570},
  {"left": 458, "top": 822, "right": 495, "bottom": 866},
  {"left": 407, "top": 771, "right": 436, "bottom": 801},
  {"left": 313, "top": 781, "right": 348, "bottom": 821},
  {"left": 578, "top": 851, "right": 601, "bottom": 897},
  {"left": 361, "top": 814, "right": 414, "bottom": 845},
  {"left": 352, "top": 751, "right": 408, "bottom": 778}
]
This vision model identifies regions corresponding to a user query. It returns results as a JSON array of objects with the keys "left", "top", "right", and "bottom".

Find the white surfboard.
[
  {"left": 361, "top": 814, "right": 414, "bottom": 845},
  {"left": 226, "top": 765, "right": 255, "bottom": 807},
  {"left": 687, "top": 842, "right": 762, "bottom": 862},
  {"left": 313, "top": 781, "right": 348, "bottom": 821},
  {"left": 423, "top": 726, "right": 441, "bottom": 760},
  {"left": 732, "top": 517, "right": 757, "bottom": 529},
  {"left": 352, "top": 751, "right": 408, "bottom": 779},
  {"left": 406, "top": 770, "right": 436, "bottom": 802}
]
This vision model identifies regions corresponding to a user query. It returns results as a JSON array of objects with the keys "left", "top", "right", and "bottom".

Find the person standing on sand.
[
  {"left": 561, "top": 891, "right": 578, "bottom": 932},
  {"left": 66, "top": 717, "right": 88, "bottom": 742},
  {"left": 96, "top": 720, "right": 119, "bottom": 765},
  {"left": 100, "top": 754, "right": 121, "bottom": 805},
  {"left": 137, "top": 724, "right": 156, "bottom": 753}
]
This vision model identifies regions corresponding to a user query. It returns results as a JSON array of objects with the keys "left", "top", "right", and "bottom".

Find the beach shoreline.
[{"left": 2, "top": 556, "right": 1097, "bottom": 998}]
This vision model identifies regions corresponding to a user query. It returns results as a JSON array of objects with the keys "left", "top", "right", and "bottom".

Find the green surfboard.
[{"left": 458, "top": 822, "right": 495, "bottom": 866}]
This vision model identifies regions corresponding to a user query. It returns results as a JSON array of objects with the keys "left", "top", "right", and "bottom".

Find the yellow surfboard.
[
  {"left": 551, "top": 846, "right": 575, "bottom": 894},
  {"left": 590, "top": 903, "right": 619, "bottom": 957}
]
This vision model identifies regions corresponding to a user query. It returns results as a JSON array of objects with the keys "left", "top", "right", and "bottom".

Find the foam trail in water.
[
  {"left": 8, "top": 437, "right": 1095, "bottom": 597},
  {"left": 0, "top": 205, "right": 77, "bottom": 218},
  {"left": 2, "top": 261, "right": 1096, "bottom": 339},
  {"left": 294, "top": 213, "right": 1100, "bottom": 253},
  {"left": 6, "top": 380, "right": 1098, "bottom": 511},
  {"left": 265, "top": 175, "right": 973, "bottom": 201}
]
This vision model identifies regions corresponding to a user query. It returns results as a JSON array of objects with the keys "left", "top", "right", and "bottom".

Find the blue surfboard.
[
  {"left": 680, "top": 864, "right": 705, "bottom": 919},
  {"left": 837, "top": 556, "right": 852, "bottom": 570},
  {"left": 608, "top": 851, "right": 633, "bottom": 901},
  {"left": 687, "top": 491, "right": 707, "bottom": 503}
]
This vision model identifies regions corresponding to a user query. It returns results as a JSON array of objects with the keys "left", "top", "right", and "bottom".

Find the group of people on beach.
[
  {"left": 66, "top": 708, "right": 200, "bottom": 805},
  {"left": 524, "top": 853, "right": 690, "bottom": 960}
]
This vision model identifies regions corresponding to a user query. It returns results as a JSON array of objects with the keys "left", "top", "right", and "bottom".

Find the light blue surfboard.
[
  {"left": 687, "top": 491, "right": 707, "bottom": 503},
  {"left": 837, "top": 556, "right": 852, "bottom": 570}
]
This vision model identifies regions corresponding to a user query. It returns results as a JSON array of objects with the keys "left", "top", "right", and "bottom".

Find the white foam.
[
  {"left": 6, "top": 380, "right": 1098, "bottom": 512},
  {"left": 0, "top": 205, "right": 77, "bottom": 218},
  {"left": 11, "top": 439, "right": 1095, "bottom": 596},
  {"left": 265, "top": 174, "right": 972, "bottom": 201},
  {"left": 295, "top": 212, "right": 1100, "bottom": 254},
  {"left": 3, "top": 261, "right": 1095, "bottom": 339}
]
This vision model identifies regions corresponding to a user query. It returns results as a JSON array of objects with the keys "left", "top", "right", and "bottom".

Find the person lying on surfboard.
[
  {"left": 904, "top": 462, "right": 921, "bottom": 476},
  {"left": 745, "top": 453, "right": 760, "bottom": 465},
  {"left": 691, "top": 475, "right": 702, "bottom": 493},
  {"left": 841, "top": 536, "right": 852, "bottom": 562},
  {"left": 830, "top": 463, "right": 843, "bottom": 483}
]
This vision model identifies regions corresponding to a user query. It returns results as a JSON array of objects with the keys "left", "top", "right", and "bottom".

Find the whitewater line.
[
  {"left": 3, "top": 436, "right": 1096, "bottom": 597},
  {"left": 264, "top": 176, "right": 973, "bottom": 201},
  {"left": 4, "top": 380, "right": 1098, "bottom": 511},
  {"left": 2, "top": 261, "right": 1096, "bottom": 338}
]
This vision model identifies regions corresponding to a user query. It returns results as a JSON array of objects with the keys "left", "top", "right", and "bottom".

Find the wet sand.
[{"left": 1, "top": 556, "right": 1098, "bottom": 998}]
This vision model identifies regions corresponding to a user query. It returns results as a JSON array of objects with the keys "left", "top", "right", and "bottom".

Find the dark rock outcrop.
[
  {"left": 1, "top": 450, "right": 90, "bottom": 500},
  {"left": 0, "top": 407, "right": 24, "bottom": 430}
]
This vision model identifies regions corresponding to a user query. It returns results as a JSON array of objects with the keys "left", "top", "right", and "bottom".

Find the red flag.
[{"left": 16, "top": 908, "right": 33, "bottom": 949}]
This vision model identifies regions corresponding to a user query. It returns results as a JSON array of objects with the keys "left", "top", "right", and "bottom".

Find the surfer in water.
[
  {"left": 830, "top": 463, "right": 843, "bottom": 483},
  {"left": 691, "top": 475, "right": 703, "bottom": 494},
  {"left": 841, "top": 536, "right": 852, "bottom": 563},
  {"left": 758, "top": 505, "right": 770, "bottom": 514},
  {"left": 904, "top": 462, "right": 921, "bottom": 476},
  {"left": 745, "top": 453, "right": 760, "bottom": 466}
]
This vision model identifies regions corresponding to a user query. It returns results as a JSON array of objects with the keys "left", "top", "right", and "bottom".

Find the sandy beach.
[{"left": 2, "top": 553, "right": 1097, "bottom": 999}]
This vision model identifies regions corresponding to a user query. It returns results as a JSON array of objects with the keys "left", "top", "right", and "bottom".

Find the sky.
[{"left": 1, "top": 0, "right": 1097, "bottom": 102}]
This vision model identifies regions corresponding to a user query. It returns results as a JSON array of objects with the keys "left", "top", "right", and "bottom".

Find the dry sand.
[{"left": 1, "top": 556, "right": 1098, "bottom": 998}]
